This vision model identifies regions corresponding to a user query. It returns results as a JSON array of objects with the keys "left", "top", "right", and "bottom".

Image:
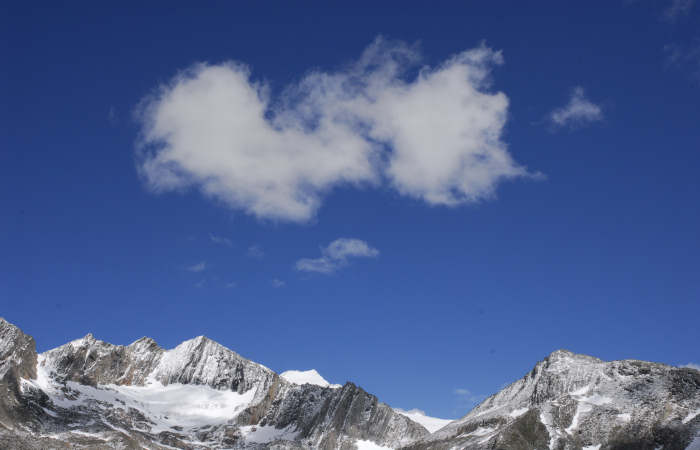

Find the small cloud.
[
  {"left": 186, "top": 261, "right": 207, "bottom": 272},
  {"left": 225, "top": 281, "right": 237, "bottom": 288},
  {"left": 295, "top": 238, "right": 379, "bottom": 274},
  {"left": 665, "top": 39, "right": 700, "bottom": 79},
  {"left": 548, "top": 86, "right": 603, "bottom": 129},
  {"left": 681, "top": 362, "right": 700, "bottom": 370},
  {"left": 664, "top": 0, "right": 695, "bottom": 21},
  {"left": 247, "top": 245, "right": 265, "bottom": 259},
  {"left": 453, "top": 388, "right": 486, "bottom": 411},
  {"left": 393, "top": 408, "right": 428, "bottom": 416},
  {"left": 194, "top": 279, "right": 206, "bottom": 288},
  {"left": 108, "top": 106, "right": 118, "bottom": 125},
  {"left": 272, "top": 278, "right": 285, "bottom": 288},
  {"left": 209, "top": 233, "right": 233, "bottom": 247}
]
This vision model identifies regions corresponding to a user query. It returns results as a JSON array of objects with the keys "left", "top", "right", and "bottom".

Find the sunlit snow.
[
  {"left": 280, "top": 369, "right": 341, "bottom": 388},
  {"left": 393, "top": 408, "right": 452, "bottom": 433},
  {"left": 240, "top": 424, "right": 299, "bottom": 444},
  {"left": 355, "top": 439, "right": 394, "bottom": 450},
  {"left": 27, "top": 358, "right": 254, "bottom": 432}
]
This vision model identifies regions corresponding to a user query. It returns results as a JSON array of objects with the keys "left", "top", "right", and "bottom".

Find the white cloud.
[
  {"left": 225, "top": 281, "right": 236, "bottom": 288},
  {"left": 296, "top": 238, "right": 378, "bottom": 274},
  {"left": 136, "top": 37, "right": 534, "bottom": 222},
  {"left": 453, "top": 388, "right": 486, "bottom": 410},
  {"left": 272, "top": 278, "right": 285, "bottom": 288},
  {"left": 664, "top": 0, "right": 695, "bottom": 21},
  {"left": 549, "top": 86, "right": 603, "bottom": 129},
  {"left": 209, "top": 233, "right": 233, "bottom": 247},
  {"left": 247, "top": 245, "right": 265, "bottom": 259},
  {"left": 665, "top": 40, "right": 700, "bottom": 78},
  {"left": 186, "top": 261, "right": 206, "bottom": 272},
  {"left": 681, "top": 362, "right": 700, "bottom": 371},
  {"left": 108, "top": 106, "right": 118, "bottom": 125}
]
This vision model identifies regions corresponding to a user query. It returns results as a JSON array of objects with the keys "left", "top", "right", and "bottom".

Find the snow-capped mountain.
[
  {"left": 0, "top": 318, "right": 698, "bottom": 449},
  {"left": 405, "top": 350, "right": 700, "bottom": 450}
]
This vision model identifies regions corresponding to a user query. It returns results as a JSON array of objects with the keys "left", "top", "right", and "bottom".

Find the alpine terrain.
[{"left": 0, "top": 318, "right": 698, "bottom": 449}]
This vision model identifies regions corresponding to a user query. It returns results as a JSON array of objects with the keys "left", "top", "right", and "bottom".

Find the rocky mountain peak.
[
  {"left": 128, "top": 336, "right": 161, "bottom": 350},
  {"left": 1, "top": 318, "right": 697, "bottom": 449},
  {"left": 0, "top": 317, "right": 37, "bottom": 380},
  {"left": 533, "top": 349, "right": 604, "bottom": 375},
  {"left": 150, "top": 334, "right": 276, "bottom": 394}
]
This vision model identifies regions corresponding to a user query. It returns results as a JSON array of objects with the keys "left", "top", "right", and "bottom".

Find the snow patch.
[
  {"left": 509, "top": 407, "right": 529, "bottom": 418},
  {"left": 582, "top": 445, "right": 601, "bottom": 450},
  {"left": 578, "top": 393, "right": 612, "bottom": 406},
  {"left": 27, "top": 360, "right": 255, "bottom": 432},
  {"left": 469, "top": 426, "right": 495, "bottom": 437},
  {"left": 570, "top": 385, "right": 591, "bottom": 396},
  {"left": 280, "top": 369, "right": 341, "bottom": 388},
  {"left": 393, "top": 408, "right": 452, "bottom": 433},
  {"left": 355, "top": 439, "right": 394, "bottom": 450},
  {"left": 566, "top": 402, "right": 593, "bottom": 434},
  {"left": 616, "top": 413, "right": 631, "bottom": 422},
  {"left": 240, "top": 424, "right": 299, "bottom": 444},
  {"left": 683, "top": 408, "right": 700, "bottom": 424},
  {"left": 566, "top": 387, "right": 613, "bottom": 434},
  {"left": 540, "top": 409, "right": 562, "bottom": 450}
]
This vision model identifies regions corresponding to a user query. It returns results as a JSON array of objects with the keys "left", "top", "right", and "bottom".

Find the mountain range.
[{"left": 0, "top": 318, "right": 698, "bottom": 449}]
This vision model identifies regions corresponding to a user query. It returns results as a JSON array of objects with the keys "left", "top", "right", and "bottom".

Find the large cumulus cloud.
[{"left": 136, "top": 37, "right": 533, "bottom": 222}]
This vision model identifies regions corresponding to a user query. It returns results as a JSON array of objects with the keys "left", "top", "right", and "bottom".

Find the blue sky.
[{"left": 2, "top": 1, "right": 699, "bottom": 419}]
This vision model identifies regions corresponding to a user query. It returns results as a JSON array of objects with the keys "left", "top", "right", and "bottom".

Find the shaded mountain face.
[{"left": 0, "top": 318, "right": 698, "bottom": 450}]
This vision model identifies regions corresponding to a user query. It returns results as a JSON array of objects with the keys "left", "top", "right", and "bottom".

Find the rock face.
[
  {"left": 0, "top": 319, "right": 426, "bottom": 449},
  {"left": 406, "top": 350, "right": 700, "bottom": 450},
  {"left": 0, "top": 318, "right": 40, "bottom": 435},
  {"left": 0, "top": 318, "right": 698, "bottom": 449}
]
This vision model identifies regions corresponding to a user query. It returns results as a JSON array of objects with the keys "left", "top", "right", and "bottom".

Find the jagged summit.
[
  {"left": 0, "top": 317, "right": 698, "bottom": 449},
  {"left": 128, "top": 335, "right": 161, "bottom": 350},
  {"left": 0, "top": 317, "right": 37, "bottom": 380},
  {"left": 410, "top": 347, "right": 700, "bottom": 450},
  {"left": 544, "top": 348, "right": 602, "bottom": 361}
]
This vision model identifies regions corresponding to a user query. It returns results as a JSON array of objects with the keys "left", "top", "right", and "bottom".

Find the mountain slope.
[
  {"left": 405, "top": 350, "right": 700, "bottom": 450},
  {"left": 0, "top": 318, "right": 427, "bottom": 449},
  {"left": 0, "top": 318, "right": 698, "bottom": 449}
]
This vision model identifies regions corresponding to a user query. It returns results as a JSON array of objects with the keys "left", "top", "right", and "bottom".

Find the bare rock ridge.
[
  {"left": 407, "top": 349, "right": 700, "bottom": 450},
  {"left": 0, "top": 317, "right": 698, "bottom": 449},
  {"left": 0, "top": 318, "right": 426, "bottom": 449}
]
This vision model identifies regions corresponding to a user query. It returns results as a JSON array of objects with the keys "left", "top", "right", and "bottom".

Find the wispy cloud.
[
  {"left": 681, "top": 362, "right": 700, "bottom": 370},
  {"left": 664, "top": 0, "right": 695, "bottom": 21},
  {"left": 225, "top": 281, "right": 237, "bottom": 288},
  {"left": 136, "top": 37, "right": 535, "bottom": 222},
  {"left": 296, "top": 238, "right": 379, "bottom": 274},
  {"left": 665, "top": 39, "right": 700, "bottom": 79},
  {"left": 108, "top": 106, "right": 118, "bottom": 125},
  {"left": 548, "top": 86, "right": 603, "bottom": 129},
  {"left": 186, "top": 261, "right": 207, "bottom": 272},
  {"left": 247, "top": 245, "right": 265, "bottom": 259},
  {"left": 272, "top": 278, "right": 285, "bottom": 288},
  {"left": 209, "top": 233, "right": 233, "bottom": 247},
  {"left": 453, "top": 388, "right": 487, "bottom": 412}
]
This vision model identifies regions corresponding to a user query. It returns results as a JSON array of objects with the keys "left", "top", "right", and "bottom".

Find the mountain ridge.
[{"left": 0, "top": 317, "right": 698, "bottom": 449}]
